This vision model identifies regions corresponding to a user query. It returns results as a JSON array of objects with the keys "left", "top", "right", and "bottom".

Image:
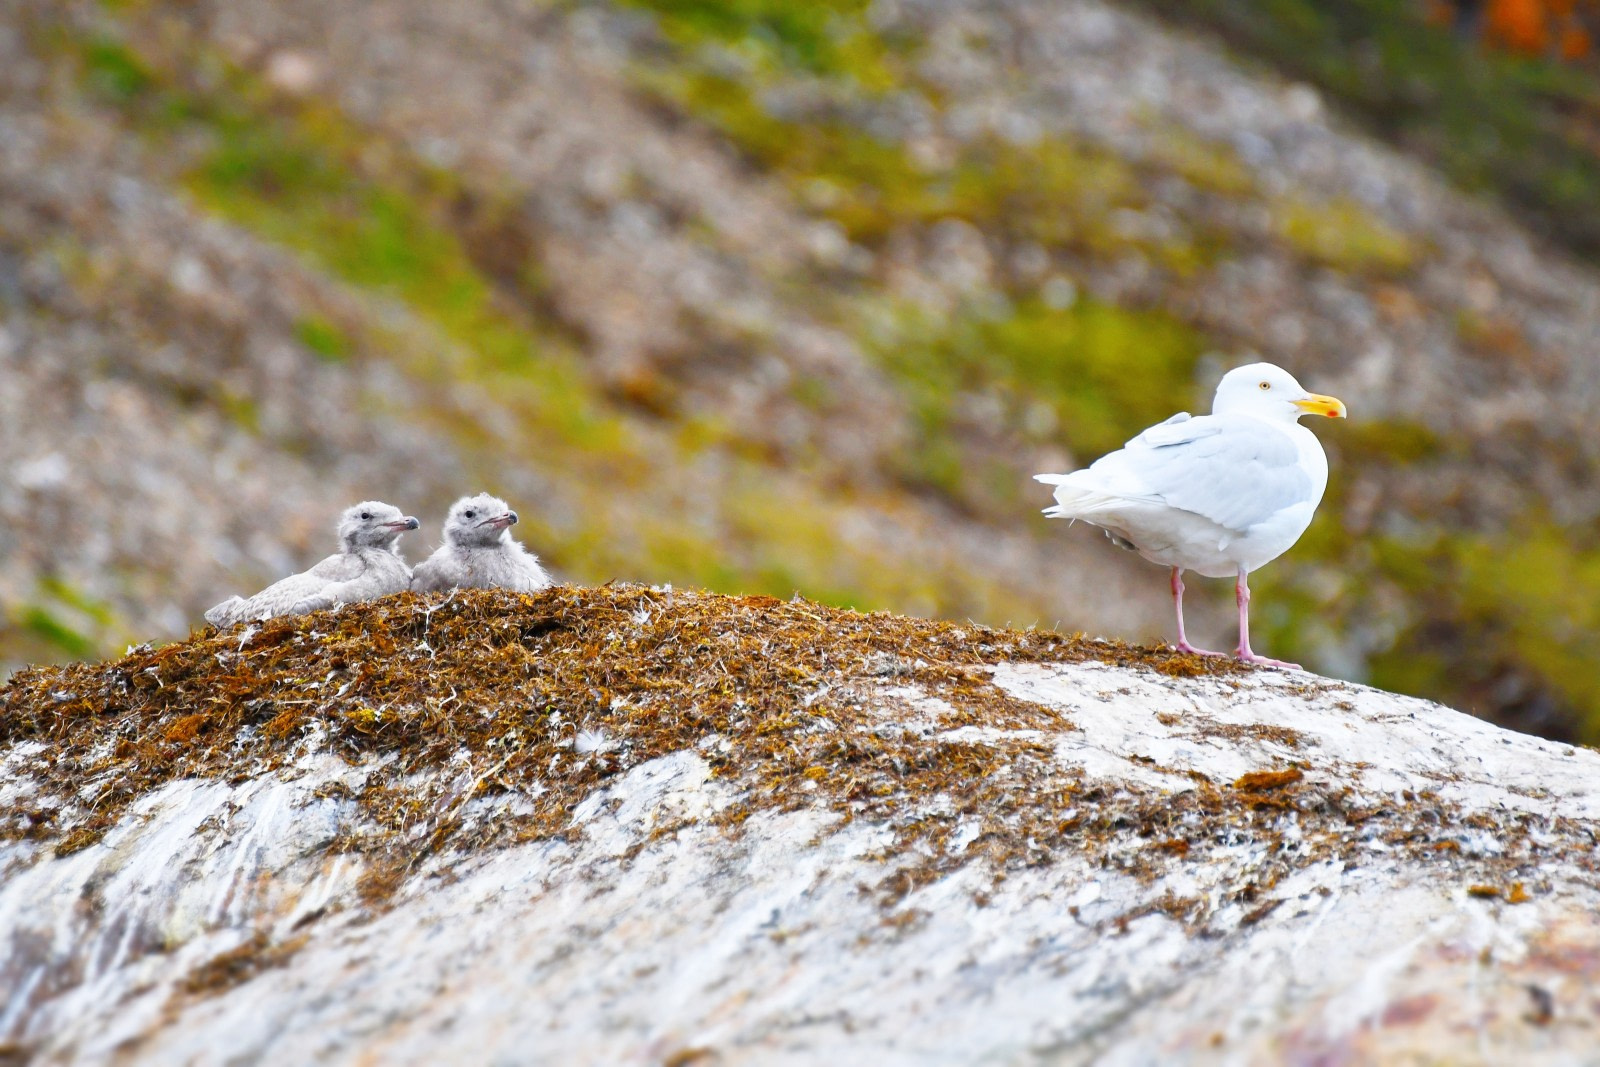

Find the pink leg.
[
  {"left": 1234, "top": 568, "right": 1300, "bottom": 669},
  {"left": 1171, "top": 567, "right": 1225, "bottom": 657}
]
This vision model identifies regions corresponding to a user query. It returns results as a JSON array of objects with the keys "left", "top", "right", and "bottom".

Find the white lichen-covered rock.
[{"left": 3, "top": 596, "right": 1598, "bottom": 1065}]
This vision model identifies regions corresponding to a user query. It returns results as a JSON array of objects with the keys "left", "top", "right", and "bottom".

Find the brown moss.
[
  {"left": 1, "top": 586, "right": 1590, "bottom": 922},
  {"left": 355, "top": 857, "right": 408, "bottom": 908},
  {"left": 179, "top": 933, "right": 309, "bottom": 999},
  {"left": 1240, "top": 898, "right": 1283, "bottom": 925},
  {"left": 163, "top": 712, "right": 209, "bottom": 743},
  {"left": 1190, "top": 720, "right": 1306, "bottom": 749},
  {"left": 55, "top": 823, "right": 110, "bottom": 856},
  {"left": 662, "top": 1049, "right": 719, "bottom": 1067},
  {"left": 0, "top": 1043, "right": 37, "bottom": 1067}
]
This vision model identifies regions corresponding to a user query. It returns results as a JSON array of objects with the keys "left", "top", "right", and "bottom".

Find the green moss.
[
  {"left": 624, "top": 0, "right": 1238, "bottom": 275},
  {"left": 294, "top": 314, "right": 351, "bottom": 363},
  {"left": 1332, "top": 418, "right": 1450, "bottom": 465},
  {"left": 650, "top": 69, "right": 1224, "bottom": 274},
  {"left": 1455, "top": 525, "right": 1600, "bottom": 737},
  {"left": 79, "top": 36, "right": 155, "bottom": 102},
  {"left": 58, "top": 25, "right": 625, "bottom": 458},
  {"left": 1260, "top": 507, "right": 1600, "bottom": 745},
  {"left": 1149, "top": 128, "right": 1257, "bottom": 197},
  {"left": 2, "top": 578, "right": 122, "bottom": 664},
  {"left": 644, "top": 69, "right": 918, "bottom": 245},
  {"left": 15, "top": 607, "right": 97, "bottom": 660},
  {"left": 619, "top": 0, "right": 900, "bottom": 85},
  {"left": 1275, "top": 196, "right": 1420, "bottom": 276},
  {"left": 865, "top": 296, "right": 1205, "bottom": 497}
]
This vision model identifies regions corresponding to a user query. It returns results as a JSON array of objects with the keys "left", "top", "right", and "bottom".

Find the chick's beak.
[
  {"left": 1294, "top": 393, "right": 1347, "bottom": 419},
  {"left": 478, "top": 513, "right": 517, "bottom": 529},
  {"left": 385, "top": 517, "right": 420, "bottom": 531}
]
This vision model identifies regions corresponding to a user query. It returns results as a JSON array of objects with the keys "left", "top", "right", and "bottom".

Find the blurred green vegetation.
[
  {"left": 632, "top": 11, "right": 1225, "bottom": 512},
  {"left": 1, "top": 578, "right": 124, "bottom": 664},
  {"left": 51, "top": 18, "right": 1043, "bottom": 628},
  {"left": 621, "top": 0, "right": 897, "bottom": 83},
  {"left": 1137, "top": 0, "right": 1600, "bottom": 264},
  {"left": 863, "top": 297, "right": 1205, "bottom": 502},
  {"left": 105, "top": 49, "right": 618, "bottom": 450},
  {"left": 294, "top": 315, "right": 352, "bottom": 363},
  {"left": 646, "top": 68, "right": 1234, "bottom": 269},
  {"left": 1275, "top": 196, "right": 1421, "bottom": 275}
]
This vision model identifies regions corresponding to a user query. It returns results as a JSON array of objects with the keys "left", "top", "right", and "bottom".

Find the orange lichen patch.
[
  {"left": 1231, "top": 768, "right": 1304, "bottom": 791},
  {"left": 1468, "top": 884, "right": 1503, "bottom": 899},
  {"left": 1508, "top": 882, "right": 1533, "bottom": 904}
]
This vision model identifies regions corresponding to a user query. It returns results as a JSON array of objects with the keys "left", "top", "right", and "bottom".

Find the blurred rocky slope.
[
  {"left": 8, "top": 0, "right": 1600, "bottom": 740},
  {"left": 3, "top": 589, "right": 1598, "bottom": 1062}
]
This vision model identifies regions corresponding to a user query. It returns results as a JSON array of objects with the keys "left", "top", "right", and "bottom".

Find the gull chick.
[
  {"left": 204, "top": 502, "right": 420, "bottom": 627},
  {"left": 411, "top": 493, "right": 552, "bottom": 594},
  {"left": 1035, "top": 362, "right": 1346, "bottom": 669}
]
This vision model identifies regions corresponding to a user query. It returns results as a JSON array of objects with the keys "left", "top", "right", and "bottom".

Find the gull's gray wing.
[{"left": 1086, "top": 414, "right": 1313, "bottom": 533}]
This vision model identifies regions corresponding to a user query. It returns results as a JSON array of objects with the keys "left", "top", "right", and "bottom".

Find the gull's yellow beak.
[{"left": 1294, "top": 393, "right": 1347, "bottom": 419}]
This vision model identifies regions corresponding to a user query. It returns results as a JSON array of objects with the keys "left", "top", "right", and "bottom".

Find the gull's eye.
[
  {"left": 1258, "top": 381, "right": 1271, "bottom": 390},
  {"left": 360, "top": 512, "right": 372, "bottom": 520},
  {"left": 464, "top": 510, "right": 476, "bottom": 519}
]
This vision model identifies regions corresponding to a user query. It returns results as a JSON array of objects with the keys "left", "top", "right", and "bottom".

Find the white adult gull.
[
  {"left": 410, "top": 493, "right": 552, "bottom": 594},
  {"left": 1034, "top": 362, "right": 1346, "bottom": 668},
  {"left": 204, "top": 501, "right": 419, "bottom": 627}
]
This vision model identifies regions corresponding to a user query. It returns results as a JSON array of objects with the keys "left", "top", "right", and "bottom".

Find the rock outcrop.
[{"left": 2, "top": 588, "right": 1596, "bottom": 1063}]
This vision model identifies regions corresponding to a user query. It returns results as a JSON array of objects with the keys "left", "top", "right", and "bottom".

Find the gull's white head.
[
  {"left": 1212, "top": 362, "right": 1347, "bottom": 423},
  {"left": 442, "top": 493, "right": 519, "bottom": 548},
  {"left": 337, "top": 501, "right": 421, "bottom": 550}
]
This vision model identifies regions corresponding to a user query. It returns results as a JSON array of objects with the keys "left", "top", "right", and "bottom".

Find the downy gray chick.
[
  {"left": 410, "top": 493, "right": 551, "bottom": 594},
  {"left": 204, "top": 501, "right": 419, "bottom": 627}
]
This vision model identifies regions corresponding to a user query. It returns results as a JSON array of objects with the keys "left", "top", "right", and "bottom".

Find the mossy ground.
[{"left": 2, "top": 588, "right": 1584, "bottom": 924}]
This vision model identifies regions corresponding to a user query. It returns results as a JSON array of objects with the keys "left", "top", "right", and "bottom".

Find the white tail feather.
[{"left": 1039, "top": 482, "right": 1142, "bottom": 520}]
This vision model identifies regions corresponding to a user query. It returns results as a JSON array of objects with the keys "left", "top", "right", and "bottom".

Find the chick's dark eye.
[
  {"left": 360, "top": 512, "right": 372, "bottom": 520},
  {"left": 464, "top": 510, "right": 475, "bottom": 519}
]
